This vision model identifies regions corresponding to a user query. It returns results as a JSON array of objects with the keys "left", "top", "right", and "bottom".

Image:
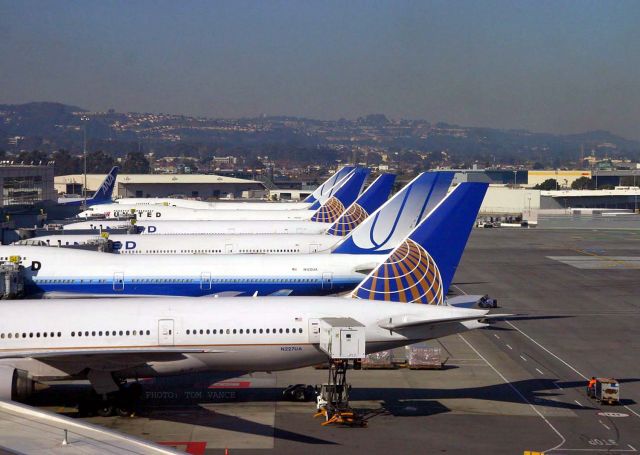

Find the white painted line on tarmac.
[
  {"left": 494, "top": 334, "right": 500, "bottom": 339},
  {"left": 535, "top": 368, "right": 544, "bottom": 375},
  {"left": 624, "top": 405, "right": 640, "bottom": 419},
  {"left": 505, "top": 321, "right": 587, "bottom": 379},
  {"left": 504, "top": 321, "right": 640, "bottom": 421},
  {"left": 506, "top": 344, "right": 513, "bottom": 350},
  {"left": 552, "top": 382, "right": 563, "bottom": 390},
  {"left": 629, "top": 444, "right": 637, "bottom": 451},
  {"left": 598, "top": 420, "right": 611, "bottom": 430},
  {"left": 458, "top": 334, "right": 566, "bottom": 452},
  {"left": 520, "top": 355, "right": 527, "bottom": 362},
  {"left": 574, "top": 400, "right": 583, "bottom": 407}
]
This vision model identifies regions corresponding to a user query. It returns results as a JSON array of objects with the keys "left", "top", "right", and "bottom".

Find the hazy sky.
[{"left": 1, "top": 1, "right": 639, "bottom": 138}]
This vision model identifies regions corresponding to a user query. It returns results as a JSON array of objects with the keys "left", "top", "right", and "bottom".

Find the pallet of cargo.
[
  {"left": 406, "top": 346, "right": 445, "bottom": 370},
  {"left": 361, "top": 350, "right": 395, "bottom": 369}
]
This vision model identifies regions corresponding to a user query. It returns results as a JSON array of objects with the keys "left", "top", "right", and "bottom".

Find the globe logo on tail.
[
  {"left": 352, "top": 239, "right": 444, "bottom": 305},
  {"left": 327, "top": 203, "right": 369, "bottom": 236},
  {"left": 311, "top": 197, "right": 345, "bottom": 223}
]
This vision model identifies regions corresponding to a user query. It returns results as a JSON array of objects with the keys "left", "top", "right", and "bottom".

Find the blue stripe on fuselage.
[{"left": 23, "top": 278, "right": 357, "bottom": 298}]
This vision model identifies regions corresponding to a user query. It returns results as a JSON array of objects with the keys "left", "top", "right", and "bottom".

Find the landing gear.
[
  {"left": 315, "top": 359, "right": 365, "bottom": 427},
  {"left": 78, "top": 381, "right": 144, "bottom": 417}
]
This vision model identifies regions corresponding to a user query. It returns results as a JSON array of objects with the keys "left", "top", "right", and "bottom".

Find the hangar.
[{"left": 55, "top": 173, "right": 267, "bottom": 200}]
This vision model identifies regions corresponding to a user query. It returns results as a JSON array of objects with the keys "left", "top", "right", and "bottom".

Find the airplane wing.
[
  {"left": 378, "top": 313, "right": 509, "bottom": 331},
  {"left": 0, "top": 399, "right": 179, "bottom": 454},
  {"left": 0, "top": 347, "right": 232, "bottom": 360}
]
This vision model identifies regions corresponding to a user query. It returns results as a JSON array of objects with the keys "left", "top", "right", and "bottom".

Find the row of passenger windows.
[
  {"left": 34, "top": 279, "right": 108, "bottom": 284},
  {"left": 238, "top": 249, "right": 301, "bottom": 253},
  {"left": 185, "top": 328, "right": 303, "bottom": 335},
  {"left": 0, "top": 330, "right": 151, "bottom": 339},
  {"left": 71, "top": 330, "right": 151, "bottom": 337},
  {"left": 1, "top": 332, "right": 62, "bottom": 339},
  {"left": 120, "top": 249, "right": 303, "bottom": 254},
  {"left": 32, "top": 278, "right": 320, "bottom": 284},
  {"left": 0, "top": 328, "right": 303, "bottom": 340}
]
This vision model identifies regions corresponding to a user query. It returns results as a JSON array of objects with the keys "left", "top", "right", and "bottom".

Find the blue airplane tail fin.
[
  {"left": 327, "top": 173, "right": 395, "bottom": 236},
  {"left": 303, "top": 165, "right": 355, "bottom": 205},
  {"left": 309, "top": 168, "right": 369, "bottom": 223},
  {"left": 349, "top": 182, "right": 488, "bottom": 304},
  {"left": 332, "top": 171, "right": 454, "bottom": 254},
  {"left": 87, "top": 166, "right": 118, "bottom": 205}
]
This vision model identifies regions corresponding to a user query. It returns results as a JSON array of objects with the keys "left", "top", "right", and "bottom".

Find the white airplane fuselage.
[
  {"left": 62, "top": 219, "right": 333, "bottom": 235},
  {"left": 0, "top": 245, "right": 382, "bottom": 297},
  {"left": 78, "top": 204, "right": 317, "bottom": 221},
  {"left": 0, "top": 298, "right": 487, "bottom": 384},
  {"left": 116, "top": 197, "right": 313, "bottom": 211},
  {"left": 20, "top": 233, "right": 343, "bottom": 255}
]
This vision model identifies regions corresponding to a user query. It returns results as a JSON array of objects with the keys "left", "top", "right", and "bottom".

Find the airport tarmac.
[{"left": 30, "top": 228, "right": 640, "bottom": 454}]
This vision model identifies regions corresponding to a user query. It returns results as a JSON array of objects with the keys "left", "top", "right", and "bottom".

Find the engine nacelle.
[{"left": 0, "top": 366, "right": 34, "bottom": 401}]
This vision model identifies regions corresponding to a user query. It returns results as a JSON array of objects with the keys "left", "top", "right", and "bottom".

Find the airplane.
[
  {"left": 0, "top": 182, "right": 493, "bottom": 417},
  {"left": 114, "top": 165, "right": 355, "bottom": 210},
  {"left": 0, "top": 181, "right": 486, "bottom": 299},
  {"left": 57, "top": 166, "right": 119, "bottom": 207},
  {"left": 20, "top": 172, "right": 452, "bottom": 255},
  {"left": 60, "top": 172, "right": 450, "bottom": 235},
  {"left": 22, "top": 172, "right": 399, "bottom": 254},
  {"left": 76, "top": 168, "right": 369, "bottom": 221}
]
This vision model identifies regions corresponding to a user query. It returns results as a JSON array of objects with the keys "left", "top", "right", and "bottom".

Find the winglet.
[{"left": 349, "top": 182, "right": 488, "bottom": 304}]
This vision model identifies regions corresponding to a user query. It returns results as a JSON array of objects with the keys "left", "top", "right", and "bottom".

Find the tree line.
[{"left": 3, "top": 150, "right": 150, "bottom": 175}]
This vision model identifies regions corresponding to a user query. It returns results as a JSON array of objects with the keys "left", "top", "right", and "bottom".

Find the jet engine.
[{"left": 0, "top": 366, "right": 35, "bottom": 401}]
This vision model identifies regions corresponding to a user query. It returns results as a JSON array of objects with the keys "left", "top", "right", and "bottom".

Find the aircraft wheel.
[{"left": 96, "top": 402, "right": 115, "bottom": 417}]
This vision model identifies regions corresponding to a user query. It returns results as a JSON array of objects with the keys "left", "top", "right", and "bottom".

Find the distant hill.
[{"left": 1, "top": 101, "right": 639, "bottom": 166}]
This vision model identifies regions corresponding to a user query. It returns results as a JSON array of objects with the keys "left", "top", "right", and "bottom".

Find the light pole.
[
  {"left": 635, "top": 173, "right": 637, "bottom": 213},
  {"left": 81, "top": 116, "right": 89, "bottom": 206},
  {"left": 513, "top": 170, "right": 517, "bottom": 187}
]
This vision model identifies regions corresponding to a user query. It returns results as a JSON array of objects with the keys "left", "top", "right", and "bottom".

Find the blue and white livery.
[
  {"left": 0, "top": 181, "right": 486, "bottom": 299},
  {"left": 77, "top": 168, "right": 369, "bottom": 221},
  {"left": 114, "top": 165, "right": 356, "bottom": 211},
  {"left": 57, "top": 167, "right": 118, "bottom": 207}
]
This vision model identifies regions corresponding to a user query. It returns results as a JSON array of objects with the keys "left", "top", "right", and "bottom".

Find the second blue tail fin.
[
  {"left": 327, "top": 173, "right": 395, "bottom": 236},
  {"left": 350, "top": 182, "right": 488, "bottom": 304},
  {"left": 332, "top": 171, "right": 454, "bottom": 254}
]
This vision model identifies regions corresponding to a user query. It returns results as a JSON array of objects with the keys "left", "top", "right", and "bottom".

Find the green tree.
[
  {"left": 17, "top": 150, "right": 48, "bottom": 164},
  {"left": 570, "top": 176, "right": 595, "bottom": 190},
  {"left": 51, "top": 149, "right": 82, "bottom": 175},
  {"left": 534, "top": 178, "right": 559, "bottom": 191},
  {"left": 86, "top": 150, "right": 115, "bottom": 173},
  {"left": 121, "top": 151, "right": 150, "bottom": 173}
]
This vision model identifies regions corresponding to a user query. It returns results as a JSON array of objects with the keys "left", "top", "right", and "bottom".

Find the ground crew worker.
[{"left": 587, "top": 377, "right": 597, "bottom": 396}]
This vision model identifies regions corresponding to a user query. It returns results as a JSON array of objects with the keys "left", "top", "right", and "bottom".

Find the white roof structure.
[{"left": 55, "top": 173, "right": 265, "bottom": 198}]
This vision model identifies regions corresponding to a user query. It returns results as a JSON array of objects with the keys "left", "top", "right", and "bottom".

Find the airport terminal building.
[{"left": 55, "top": 173, "right": 267, "bottom": 200}]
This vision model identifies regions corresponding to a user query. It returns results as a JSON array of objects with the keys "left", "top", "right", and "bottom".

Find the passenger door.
[
  {"left": 322, "top": 272, "right": 333, "bottom": 290},
  {"left": 158, "top": 319, "right": 174, "bottom": 345},
  {"left": 308, "top": 319, "right": 320, "bottom": 343},
  {"left": 309, "top": 243, "right": 319, "bottom": 253},
  {"left": 200, "top": 272, "right": 212, "bottom": 290},
  {"left": 225, "top": 244, "right": 233, "bottom": 254},
  {"left": 113, "top": 272, "right": 124, "bottom": 291}
]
